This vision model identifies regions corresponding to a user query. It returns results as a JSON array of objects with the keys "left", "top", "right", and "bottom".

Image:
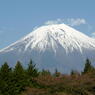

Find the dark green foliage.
[
  {"left": 54, "top": 69, "right": 61, "bottom": 77},
  {"left": 71, "top": 70, "right": 80, "bottom": 76},
  {"left": 0, "top": 58, "right": 95, "bottom": 95},
  {"left": 14, "top": 61, "right": 24, "bottom": 75},
  {"left": 0, "top": 62, "right": 11, "bottom": 80},
  {"left": 27, "top": 60, "right": 39, "bottom": 77},
  {"left": 83, "top": 59, "right": 95, "bottom": 74},
  {"left": 12, "top": 61, "right": 27, "bottom": 95},
  {"left": 0, "top": 62, "right": 12, "bottom": 95},
  {"left": 0, "top": 60, "right": 39, "bottom": 95},
  {"left": 41, "top": 69, "right": 51, "bottom": 76},
  {"left": 71, "top": 70, "right": 75, "bottom": 75},
  {"left": 26, "top": 60, "right": 39, "bottom": 87}
]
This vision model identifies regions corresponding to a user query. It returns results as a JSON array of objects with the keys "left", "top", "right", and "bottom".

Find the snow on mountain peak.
[{"left": 21, "top": 24, "right": 95, "bottom": 54}]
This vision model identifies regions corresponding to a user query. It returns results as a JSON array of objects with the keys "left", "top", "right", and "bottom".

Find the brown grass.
[{"left": 20, "top": 72, "right": 95, "bottom": 95}]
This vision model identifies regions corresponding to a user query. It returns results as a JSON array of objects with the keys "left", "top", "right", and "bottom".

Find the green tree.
[
  {"left": 14, "top": 61, "right": 24, "bottom": 76},
  {"left": 54, "top": 69, "right": 61, "bottom": 77},
  {"left": 12, "top": 61, "right": 26, "bottom": 95},
  {"left": 83, "top": 59, "right": 95, "bottom": 74},
  {"left": 0, "top": 62, "right": 12, "bottom": 95},
  {"left": 27, "top": 59, "right": 38, "bottom": 77},
  {"left": 0, "top": 62, "right": 11, "bottom": 79},
  {"left": 41, "top": 69, "right": 51, "bottom": 76}
]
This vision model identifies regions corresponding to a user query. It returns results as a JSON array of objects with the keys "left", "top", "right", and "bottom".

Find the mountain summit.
[{"left": 0, "top": 24, "right": 95, "bottom": 73}]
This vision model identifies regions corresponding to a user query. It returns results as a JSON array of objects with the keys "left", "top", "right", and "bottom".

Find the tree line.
[{"left": 0, "top": 59, "right": 95, "bottom": 95}]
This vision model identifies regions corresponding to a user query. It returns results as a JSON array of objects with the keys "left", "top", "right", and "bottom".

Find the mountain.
[{"left": 0, "top": 24, "right": 95, "bottom": 73}]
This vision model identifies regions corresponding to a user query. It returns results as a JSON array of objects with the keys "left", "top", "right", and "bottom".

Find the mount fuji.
[{"left": 0, "top": 24, "right": 95, "bottom": 73}]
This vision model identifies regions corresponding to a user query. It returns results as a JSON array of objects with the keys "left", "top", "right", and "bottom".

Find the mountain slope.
[{"left": 0, "top": 24, "right": 95, "bottom": 73}]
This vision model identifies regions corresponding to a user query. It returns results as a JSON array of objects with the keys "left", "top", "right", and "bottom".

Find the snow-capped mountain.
[{"left": 0, "top": 24, "right": 95, "bottom": 73}]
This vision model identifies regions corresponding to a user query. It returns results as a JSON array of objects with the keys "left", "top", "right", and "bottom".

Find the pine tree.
[
  {"left": 14, "top": 61, "right": 24, "bottom": 75},
  {"left": 54, "top": 69, "right": 61, "bottom": 77},
  {"left": 0, "top": 62, "right": 11, "bottom": 80},
  {"left": 83, "top": 59, "right": 95, "bottom": 74},
  {"left": 27, "top": 59, "right": 38, "bottom": 77},
  {"left": 13, "top": 61, "right": 26, "bottom": 94},
  {"left": 41, "top": 69, "right": 51, "bottom": 76},
  {"left": 0, "top": 62, "right": 12, "bottom": 95},
  {"left": 71, "top": 70, "right": 75, "bottom": 75}
]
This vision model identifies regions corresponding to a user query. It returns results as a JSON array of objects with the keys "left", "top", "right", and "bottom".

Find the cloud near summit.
[{"left": 45, "top": 18, "right": 86, "bottom": 26}]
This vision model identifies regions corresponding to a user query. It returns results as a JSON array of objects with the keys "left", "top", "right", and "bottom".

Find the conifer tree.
[
  {"left": 0, "top": 62, "right": 12, "bottom": 95},
  {"left": 13, "top": 61, "right": 26, "bottom": 94},
  {"left": 41, "top": 69, "right": 51, "bottom": 76},
  {"left": 54, "top": 69, "right": 61, "bottom": 77},
  {"left": 14, "top": 61, "right": 24, "bottom": 75},
  {"left": 83, "top": 59, "right": 95, "bottom": 74},
  {"left": 0, "top": 62, "right": 11, "bottom": 80},
  {"left": 71, "top": 70, "right": 75, "bottom": 75},
  {"left": 27, "top": 59, "right": 38, "bottom": 77}
]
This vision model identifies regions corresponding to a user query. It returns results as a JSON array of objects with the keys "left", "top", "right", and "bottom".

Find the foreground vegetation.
[{"left": 0, "top": 59, "right": 95, "bottom": 95}]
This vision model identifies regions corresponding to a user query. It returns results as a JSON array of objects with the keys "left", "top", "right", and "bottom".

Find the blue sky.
[{"left": 0, "top": 0, "right": 95, "bottom": 49}]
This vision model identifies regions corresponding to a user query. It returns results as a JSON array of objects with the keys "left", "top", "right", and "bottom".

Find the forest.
[{"left": 0, "top": 59, "right": 95, "bottom": 95}]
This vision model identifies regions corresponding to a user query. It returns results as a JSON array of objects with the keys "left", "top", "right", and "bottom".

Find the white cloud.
[
  {"left": 65, "top": 18, "right": 86, "bottom": 26},
  {"left": 45, "top": 19, "right": 64, "bottom": 25},
  {"left": 44, "top": 18, "right": 86, "bottom": 26}
]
